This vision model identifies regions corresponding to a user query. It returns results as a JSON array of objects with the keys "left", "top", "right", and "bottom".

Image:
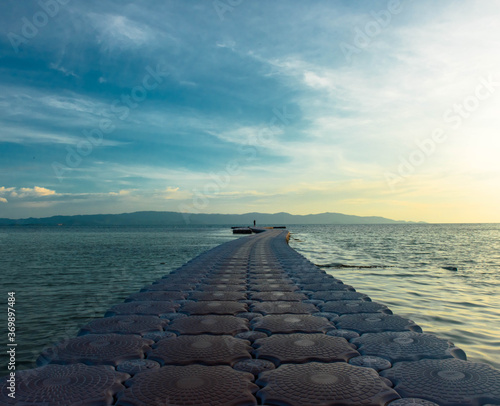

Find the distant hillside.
[{"left": 0, "top": 211, "right": 419, "bottom": 226}]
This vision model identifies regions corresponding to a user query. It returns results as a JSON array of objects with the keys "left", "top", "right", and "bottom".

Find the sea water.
[
  {"left": 0, "top": 223, "right": 498, "bottom": 376},
  {"left": 288, "top": 223, "right": 500, "bottom": 369},
  {"left": 0, "top": 226, "right": 237, "bottom": 375}
]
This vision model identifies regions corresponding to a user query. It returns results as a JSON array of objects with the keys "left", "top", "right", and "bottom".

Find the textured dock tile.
[
  {"left": 148, "top": 335, "right": 251, "bottom": 366},
  {"left": 213, "top": 266, "right": 247, "bottom": 271},
  {"left": 37, "top": 334, "right": 153, "bottom": 366},
  {"left": 188, "top": 291, "right": 248, "bottom": 301},
  {"left": 381, "top": 358, "right": 500, "bottom": 406},
  {"left": 252, "top": 314, "right": 335, "bottom": 334},
  {"left": 352, "top": 332, "right": 466, "bottom": 362},
  {"left": 250, "top": 292, "right": 307, "bottom": 302},
  {"left": 208, "top": 274, "right": 247, "bottom": 281},
  {"left": 251, "top": 301, "right": 318, "bottom": 315},
  {"left": 310, "top": 291, "right": 371, "bottom": 301},
  {"left": 321, "top": 300, "right": 392, "bottom": 315},
  {"left": 257, "top": 362, "right": 400, "bottom": 406},
  {"left": 253, "top": 333, "right": 359, "bottom": 365},
  {"left": 180, "top": 301, "right": 248, "bottom": 315},
  {"left": 142, "top": 331, "right": 177, "bottom": 342},
  {"left": 389, "top": 399, "right": 440, "bottom": 405},
  {"left": 126, "top": 291, "right": 187, "bottom": 302},
  {"left": 209, "top": 265, "right": 247, "bottom": 270},
  {"left": 249, "top": 266, "right": 281, "bottom": 270},
  {"left": 235, "top": 331, "right": 269, "bottom": 342},
  {"left": 248, "top": 271, "right": 286, "bottom": 277},
  {"left": 167, "top": 315, "right": 249, "bottom": 335},
  {"left": 236, "top": 312, "right": 264, "bottom": 321},
  {"left": 203, "top": 277, "right": 246, "bottom": 284},
  {"left": 0, "top": 363, "right": 127, "bottom": 405},
  {"left": 335, "top": 313, "right": 422, "bottom": 334},
  {"left": 79, "top": 315, "right": 168, "bottom": 336},
  {"left": 116, "top": 365, "right": 258, "bottom": 406},
  {"left": 304, "top": 299, "right": 325, "bottom": 306},
  {"left": 105, "top": 301, "right": 179, "bottom": 317},
  {"left": 234, "top": 359, "right": 276, "bottom": 376},
  {"left": 248, "top": 278, "right": 291, "bottom": 284},
  {"left": 312, "top": 312, "right": 339, "bottom": 320},
  {"left": 250, "top": 284, "right": 298, "bottom": 292},
  {"left": 199, "top": 284, "right": 247, "bottom": 292},
  {"left": 159, "top": 312, "right": 188, "bottom": 321},
  {"left": 117, "top": 359, "right": 161, "bottom": 375},
  {"left": 349, "top": 355, "right": 392, "bottom": 371}
]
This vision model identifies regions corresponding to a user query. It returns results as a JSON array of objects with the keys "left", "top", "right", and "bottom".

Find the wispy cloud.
[
  {"left": 162, "top": 187, "right": 192, "bottom": 200},
  {"left": 1, "top": 1, "right": 499, "bottom": 222},
  {"left": 1, "top": 186, "right": 57, "bottom": 200}
]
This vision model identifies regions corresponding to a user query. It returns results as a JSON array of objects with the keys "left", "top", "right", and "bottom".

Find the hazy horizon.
[
  {"left": 2, "top": 209, "right": 499, "bottom": 224},
  {"left": 1, "top": 209, "right": 414, "bottom": 222},
  {"left": 1, "top": 1, "right": 500, "bottom": 223}
]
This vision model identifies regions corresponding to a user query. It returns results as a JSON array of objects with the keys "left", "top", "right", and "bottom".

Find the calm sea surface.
[
  {"left": 0, "top": 223, "right": 499, "bottom": 376},
  {"left": 0, "top": 226, "right": 238, "bottom": 375}
]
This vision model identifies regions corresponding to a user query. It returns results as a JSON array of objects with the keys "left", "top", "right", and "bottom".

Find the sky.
[{"left": 0, "top": 0, "right": 499, "bottom": 223}]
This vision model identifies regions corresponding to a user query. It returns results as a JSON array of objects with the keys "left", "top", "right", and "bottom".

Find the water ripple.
[{"left": 289, "top": 223, "right": 500, "bottom": 370}]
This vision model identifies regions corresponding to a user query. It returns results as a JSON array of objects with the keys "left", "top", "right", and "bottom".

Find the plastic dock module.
[
  {"left": 250, "top": 291, "right": 308, "bottom": 301},
  {"left": 188, "top": 291, "right": 248, "bottom": 301},
  {"left": 382, "top": 358, "right": 500, "bottom": 405},
  {"left": 116, "top": 359, "right": 161, "bottom": 375},
  {"left": 253, "top": 333, "right": 360, "bottom": 365},
  {"left": 352, "top": 331, "right": 467, "bottom": 362},
  {"left": 167, "top": 315, "right": 250, "bottom": 335},
  {"left": 334, "top": 313, "right": 423, "bottom": 333},
  {"left": 37, "top": 334, "right": 153, "bottom": 366},
  {"left": 115, "top": 365, "right": 258, "bottom": 406},
  {"left": 180, "top": 300, "right": 248, "bottom": 315},
  {"left": 148, "top": 335, "right": 252, "bottom": 366},
  {"left": 252, "top": 314, "right": 336, "bottom": 334},
  {"left": 320, "top": 300, "right": 392, "bottom": 315},
  {"left": 3, "top": 228, "right": 500, "bottom": 406},
  {"left": 0, "top": 364, "right": 127, "bottom": 405},
  {"left": 251, "top": 301, "right": 319, "bottom": 315},
  {"left": 256, "top": 362, "right": 400, "bottom": 405}
]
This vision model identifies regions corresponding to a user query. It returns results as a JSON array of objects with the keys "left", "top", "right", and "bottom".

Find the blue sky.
[{"left": 1, "top": 0, "right": 499, "bottom": 222}]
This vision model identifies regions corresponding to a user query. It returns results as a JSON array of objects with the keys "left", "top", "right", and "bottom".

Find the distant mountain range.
[{"left": 0, "top": 211, "right": 422, "bottom": 226}]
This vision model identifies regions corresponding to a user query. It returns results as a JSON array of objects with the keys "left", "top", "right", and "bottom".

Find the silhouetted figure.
[{"left": 253, "top": 220, "right": 256, "bottom": 226}]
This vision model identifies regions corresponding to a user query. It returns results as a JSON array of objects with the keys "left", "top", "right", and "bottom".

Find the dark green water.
[
  {"left": 288, "top": 223, "right": 500, "bottom": 369},
  {"left": 0, "top": 226, "right": 237, "bottom": 375}
]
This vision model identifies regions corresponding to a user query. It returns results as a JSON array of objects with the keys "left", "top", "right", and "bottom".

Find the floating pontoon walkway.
[{"left": 2, "top": 229, "right": 500, "bottom": 405}]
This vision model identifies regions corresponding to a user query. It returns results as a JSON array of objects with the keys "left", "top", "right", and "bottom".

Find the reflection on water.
[{"left": 289, "top": 224, "right": 500, "bottom": 369}]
